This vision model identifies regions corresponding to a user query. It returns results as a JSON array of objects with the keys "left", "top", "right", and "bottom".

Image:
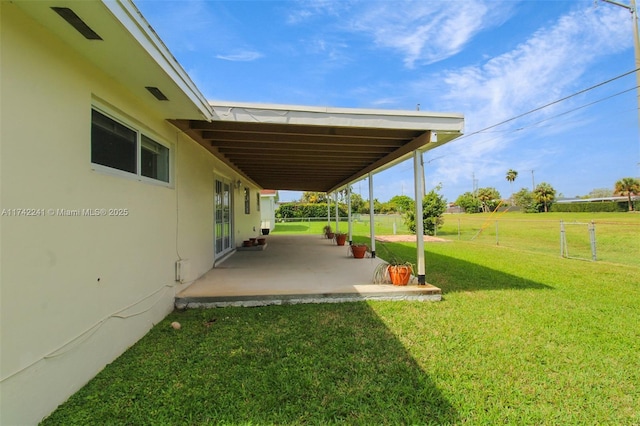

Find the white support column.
[
  {"left": 334, "top": 192, "right": 339, "bottom": 233},
  {"left": 368, "top": 173, "right": 376, "bottom": 258},
  {"left": 326, "top": 193, "right": 331, "bottom": 229},
  {"left": 347, "top": 186, "right": 353, "bottom": 244},
  {"left": 414, "top": 150, "right": 426, "bottom": 284}
]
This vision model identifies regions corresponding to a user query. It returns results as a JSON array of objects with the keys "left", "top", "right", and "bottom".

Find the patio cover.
[
  {"left": 171, "top": 102, "right": 464, "bottom": 193},
  {"left": 15, "top": 0, "right": 464, "bottom": 193}
]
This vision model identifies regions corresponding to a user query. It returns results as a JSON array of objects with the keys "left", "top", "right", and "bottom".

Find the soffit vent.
[
  {"left": 145, "top": 86, "right": 169, "bottom": 101},
  {"left": 51, "top": 7, "right": 103, "bottom": 40}
]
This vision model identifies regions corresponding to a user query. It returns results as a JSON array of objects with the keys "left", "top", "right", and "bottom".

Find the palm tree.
[
  {"left": 505, "top": 169, "right": 518, "bottom": 204},
  {"left": 533, "top": 182, "right": 556, "bottom": 212},
  {"left": 477, "top": 187, "right": 500, "bottom": 212},
  {"left": 614, "top": 177, "right": 640, "bottom": 211}
]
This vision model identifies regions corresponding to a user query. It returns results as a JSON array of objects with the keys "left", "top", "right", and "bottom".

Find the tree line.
[{"left": 274, "top": 174, "right": 639, "bottom": 235}]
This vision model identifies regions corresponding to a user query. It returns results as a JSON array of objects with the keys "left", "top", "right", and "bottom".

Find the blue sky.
[{"left": 136, "top": 0, "right": 640, "bottom": 203}]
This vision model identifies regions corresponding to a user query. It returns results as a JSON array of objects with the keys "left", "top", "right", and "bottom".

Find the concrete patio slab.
[{"left": 176, "top": 234, "right": 441, "bottom": 308}]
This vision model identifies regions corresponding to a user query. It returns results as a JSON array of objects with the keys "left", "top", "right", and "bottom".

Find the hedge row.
[
  {"left": 276, "top": 203, "right": 348, "bottom": 219},
  {"left": 550, "top": 201, "right": 637, "bottom": 213}
]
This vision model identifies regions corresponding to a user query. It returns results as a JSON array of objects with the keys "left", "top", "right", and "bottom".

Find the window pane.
[
  {"left": 141, "top": 135, "right": 169, "bottom": 182},
  {"left": 91, "top": 109, "right": 136, "bottom": 174}
]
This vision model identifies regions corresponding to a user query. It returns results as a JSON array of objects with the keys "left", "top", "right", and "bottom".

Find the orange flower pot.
[
  {"left": 388, "top": 265, "right": 412, "bottom": 286},
  {"left": 351, "top": 244, "right": 367, "bottom": 259},
  {"left": 335, "top": 233, "right": 347, "bottom": 246}
]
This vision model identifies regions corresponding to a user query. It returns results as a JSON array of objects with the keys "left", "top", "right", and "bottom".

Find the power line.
[{"left": 453, "top": 68, "right": 640, "bottom": 143}]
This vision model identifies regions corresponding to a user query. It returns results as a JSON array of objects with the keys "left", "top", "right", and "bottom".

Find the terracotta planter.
[
  {"left": 388, "top": 265, "right": 412, "bottom": 286},
  {"left": 242, "top": 240, "right": 252, "bottom": 247},
  {"left": 351, "top": 244, "right": 367, "bottom": 259},
  {"left": 326, "top": 232, "right": 335, "bottom": 240},
  {"left": 257, "top": 238, "right": 266, "bottom": 245},
  {"left": 250, "top": 238, "right": 258, "bottom": 246},
  {"left": 335, "top": 233, "right": 347, "bottom": 246}
]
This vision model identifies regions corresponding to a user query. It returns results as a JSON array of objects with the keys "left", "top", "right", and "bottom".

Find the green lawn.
[
  {"left": 278, "top": 212, "right": 640, "bottom": 267},
  {"left": 42, "top": 213, "right": 640, "bottom": 425}
]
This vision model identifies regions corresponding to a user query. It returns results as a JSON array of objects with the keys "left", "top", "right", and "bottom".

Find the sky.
[{"left": 136, "top": 0, "right": 640, "bottom": 203}]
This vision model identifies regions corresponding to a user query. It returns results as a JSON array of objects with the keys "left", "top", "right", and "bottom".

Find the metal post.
[
  {"left": 560, "top": 219, "right": 567, "bottom": 258},
  {"left": 347, "top": 186, "right": 352, "bottom": 244},
  {"left": 414, "top": 150, "right": 426, "bottom": 284},
  {"left": 601, "top": 0, "right": 640, "bottom": 156},
  {"left": 589, "top": 221, "right": 597, "bottom": 261},
  {"left": 368, "top": 173, "right": 376, "bottom": 258},
  {"left": 327, "top": 193, "right": 330, "bottom": 230},
  {"left": 334, "top": 192, "right": 339, "bottom": 233},
  {"left": 531, "top": 169, "right": 535, "bottom": 191}
]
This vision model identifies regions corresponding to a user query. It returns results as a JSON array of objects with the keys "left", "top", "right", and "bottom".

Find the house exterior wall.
[{"left": 0, "top": 4, "right": 260, "bottom": 424}]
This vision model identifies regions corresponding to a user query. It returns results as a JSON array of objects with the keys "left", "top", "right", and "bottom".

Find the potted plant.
[
  {"left": 387, "top": 261, "right": 414, "bottom": 286},
  {"left": 323, "top": 225, "right": 334, "bottom": 240},
  {"left": 335, "top": 232, "right": 347, "bottom": 246},
  {"left": 373, "top": 258, "right": 414, "bottom": 286},
  {"left": 350, "top": 243, "right": 368, "bottom": 259}
]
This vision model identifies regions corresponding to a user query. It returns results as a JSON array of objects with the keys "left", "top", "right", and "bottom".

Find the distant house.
[
  {"left": 260, "top": 190, "right": 278, "bottom": 234},
  {"left": 0, "top": 1, "right": 463, "bottom": 424}
]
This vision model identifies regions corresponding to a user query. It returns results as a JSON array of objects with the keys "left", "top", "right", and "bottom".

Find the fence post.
[
  {"left": 589, "top": 221, "right": 597, "bottom": 261},
  {"left": 560, "top": 220, "right": 567, "bottom": 258}
]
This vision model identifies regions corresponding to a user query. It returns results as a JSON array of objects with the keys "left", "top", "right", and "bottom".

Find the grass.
[
  {"left": 278, "top": 212, "right": 640, "bottom": 267},
  {"left": 42, "top": 213, "right": 640, "bottom": 425}
]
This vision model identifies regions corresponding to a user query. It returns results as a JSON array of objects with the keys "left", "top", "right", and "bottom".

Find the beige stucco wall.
[{"left": 0, "top": 4, "right": 260, "bottom": 424}]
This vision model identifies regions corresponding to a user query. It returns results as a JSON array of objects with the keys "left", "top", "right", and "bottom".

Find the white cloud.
[
  {"left": 348, "top": 1, "right": 514, "bottom": 68},
  {"left": 216, "top": 50, "right": 264, "bottom": 62},
  {"left": 422, "top": 6, "right": 631, "bottom": 189}
]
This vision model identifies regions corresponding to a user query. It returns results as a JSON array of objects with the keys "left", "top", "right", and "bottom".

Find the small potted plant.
[
  {"left": 350, "top": 243, "right": 368, "bottom": 259},
  {"left": 335, "top": 232, "right": 347, "bottom": 246},
  {"left": 387, "top": 261, "right": 414, "bottom": 286},
  {"left": 323, "top": 225, "right": 334, "bottom": 240},
  {"left": 373, "top": 258, "right": 414, "bottom": 286}
]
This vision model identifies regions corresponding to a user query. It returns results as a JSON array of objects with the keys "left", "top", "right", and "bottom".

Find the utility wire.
[{"left": 453, "top": 67, "right": 640, "bottom": 143}]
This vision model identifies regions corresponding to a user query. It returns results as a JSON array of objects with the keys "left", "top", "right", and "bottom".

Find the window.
[
  {"left": 91, "top": 109, "right": 136, "bottom": 174},
  {"left": 256, "top": 192, "right": 261, "bottom": 212},
  {"left": 91, "top": 108, "right": 170, "bottom": 184},
  {"left": 141, "top": 135, "right": 169, "bottom": 182},
  {"left": 244, "top": 187, "right": 250, "bottom": 214}
]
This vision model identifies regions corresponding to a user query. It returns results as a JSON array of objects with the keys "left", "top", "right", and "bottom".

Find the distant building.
[{"left": 260, "top": 190, "right": 278, "bottom": 233}]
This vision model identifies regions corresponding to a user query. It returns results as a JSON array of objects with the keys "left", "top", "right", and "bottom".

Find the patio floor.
[{"left": 175, "top": 234, "right": 441, "bottom": 308}]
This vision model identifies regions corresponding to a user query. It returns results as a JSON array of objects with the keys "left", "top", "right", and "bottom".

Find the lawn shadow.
[
  {"left": 41, "top": 303, "right": 459, "bottom": 425},
  {"left": 374, "top": 241, "right": 553, "bottom": 294}
]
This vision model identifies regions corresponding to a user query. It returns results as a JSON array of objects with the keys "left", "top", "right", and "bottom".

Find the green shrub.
[
  {"left": 275, "top": 203, "right": 347, "bottom": 219},
  {"left": 404, "top": 187, "right": 446, "bottom": 235},
  {"left": 550, "top": 201, "right": 627, "bottom": 213}
]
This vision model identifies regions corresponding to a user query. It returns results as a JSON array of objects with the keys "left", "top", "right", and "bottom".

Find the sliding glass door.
[{"left": 214, "top": 177, "right": 233, "bottom": 256}]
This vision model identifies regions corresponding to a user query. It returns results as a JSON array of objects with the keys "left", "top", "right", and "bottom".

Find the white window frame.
[{"left": 91, "top": 104, "right": 173, "bottom": 187}]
